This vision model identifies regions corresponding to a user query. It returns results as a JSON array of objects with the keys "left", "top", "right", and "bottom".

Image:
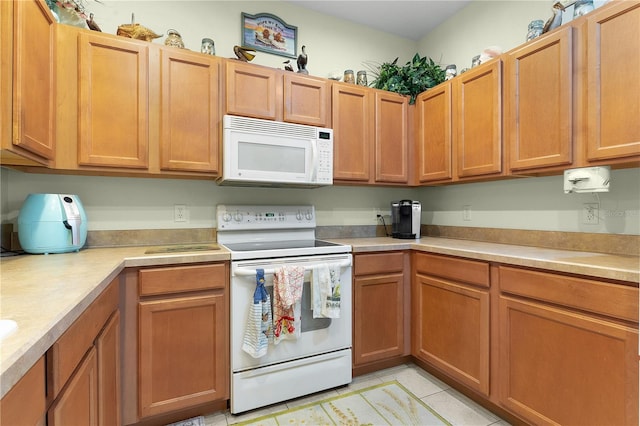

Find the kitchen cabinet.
[
  {"left": 126, "top": 263, "right": 229, "bottom": 422},
  {"left": 374, "top": 91, "right": 410, "bottom": 183},
  {"left": 415, "top": 58, "right": 502, "bottom": 184},
  {"left": 160, "top": 48, "right": 221, "bottom": 174},
  {"left": 47, "top": 278, "right": 120, "bottom": 426},
  {"left": 77, "top": 31, "right": 149, "bottom": 169},
  {"left": 225, "top": 60, "right": 331, "bottom": 127},
  {"left": 506, "top": 26, "right": 574, "bottom": 172},
  {"left": 582, "top": 1, "right": 640, "bottom": 165},
  {"left": 0, "top": 356, "right": 46, "bottom": 426},
  {"left": 353, "top": 252, "right": 410, "bottom": 374},
  {"left": 332, "top": 83, "right": 409, "bottom": 185},
  {"left": 415, "top": 83, "right": 452, "bottom": 182},
  {"left": 332, "top": 82, "right": 373, "bottom": 182},
  {"left": 0, "top": 0, "right": 56, "bottom": 166},
  {"left": 498, "top": 266, "right": 638, "bottom": 425},
  {"left": 283, "top": 72, "right": 331, "bottom": 127},
  {"left": 412, "top": 252, "right": 491, "bottom": 396}
]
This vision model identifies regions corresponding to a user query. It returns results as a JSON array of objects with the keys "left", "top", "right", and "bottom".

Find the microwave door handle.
[
  {"left": 310, "top": 140, "right": 318, "bottom": 181},
  {"left": 233, "top": 259, "right": 352, "bottom": 277}
]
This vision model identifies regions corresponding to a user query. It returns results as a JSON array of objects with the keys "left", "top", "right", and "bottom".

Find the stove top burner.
[{"left": 223, "top": 239, "right": 342, "bottom": 252}]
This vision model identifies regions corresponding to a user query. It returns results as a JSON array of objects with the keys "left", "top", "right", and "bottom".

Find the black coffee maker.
[{"left": 391, "top": 200, "right": 421, "bottom": 239}]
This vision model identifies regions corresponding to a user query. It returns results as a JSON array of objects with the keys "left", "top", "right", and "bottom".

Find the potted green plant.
[{"left": 368, "top": 53, "right": 446, "bottom": 104}]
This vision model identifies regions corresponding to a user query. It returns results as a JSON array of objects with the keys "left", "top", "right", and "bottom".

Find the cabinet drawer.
[
  {"left": 49, "top": 278, "right": 119, "bottom": 397},
  {"left": 414, "top": 252, "right": 489, "bottom": 288},
  {"left": 139, "top": 263, "right": 227, "bottom": 296},
  {"left": 355, "top": 252, "right": 404, "bottom": 276},
  {"left": 499, "top": 266, "right": 638, "bottom": 322}
]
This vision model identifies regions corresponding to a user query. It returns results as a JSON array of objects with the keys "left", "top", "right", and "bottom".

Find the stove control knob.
[
  {"left": 296, "top": 211, "right": 303, "bottom": 220},
  {"left": 233, "top": 212, "right": 243, "bottom": 222},
  {"left": 305, "top": 211, "right": 313, "bottom": 220},
  {"left": 222, "top": 212, "right": 232, "bottom": 222}
]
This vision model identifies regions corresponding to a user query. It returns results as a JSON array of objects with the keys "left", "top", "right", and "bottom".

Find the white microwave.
[{"left": 219, "top": 115, "right": 333, "bottom": 188}]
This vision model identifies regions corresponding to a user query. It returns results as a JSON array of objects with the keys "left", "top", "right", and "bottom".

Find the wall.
[{"left": 2, "top": 0, "right": 638, "bottom": 236}]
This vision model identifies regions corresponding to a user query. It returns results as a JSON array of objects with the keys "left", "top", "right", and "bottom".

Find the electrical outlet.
[
  {"left": 463, "top": 205, "right": 471, "bottom": 221},
  {"left": 582, "top": 203, "right": 599, "bottom": 225},
  {"left": 174, "top": 204, "right": 188, "bottom": 222}
]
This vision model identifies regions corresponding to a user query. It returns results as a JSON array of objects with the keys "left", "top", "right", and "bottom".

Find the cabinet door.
[
  {"left": 0, "top": 357, "right": 46, "bottom": 426},
  {"left": 332, "top": 83, "right": 373, "bottom": 182},
  {"left": 415, "top": 83, "right": 452, "bottom": 183},
  {"left": 97, "top": 311, "right": 120, "bottom": 426},
  {"left": 375, "top": 91, "right": 409, "bottom": 183},
  {"left": 139, "top": 292, "right": 228, "bottom": 418},
  {"left": 499, "top": 296, "right": 638, "bottom": 425},
  {"left": 412, "top": 273, "right": 490, "bottom": 396},
  {"left": 78, "top": 33, "right": 149, "bottom": 168},
  {"left": 585, "top": 2, "right": 640, "bottom": 162},
  {"left": 354, "top": 272, "right": 405, "bottom": 365},
  {"left": 455, "top": 59, "right": 502, "bottom": 178},
  {"left": 48, "top": 347, "right": 99, "bottom": 426},
  {"left": 225, "top": 60, "right": 279, "bottom": 120},
  {"left": 11, "top": 0, "right": 56, "bottom": 162},
  {"left": 284, "top": 73, "right": 330, "bottom": 127},
  {"left": 507, "top": 27, "right": 573, "bottom": 171},
  {"left": 160, "top": 48, "right": 220, "bottom": 173}
]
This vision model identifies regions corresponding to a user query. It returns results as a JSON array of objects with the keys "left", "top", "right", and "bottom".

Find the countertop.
[{"left": 1, "top": 237, "right": 638, "bottom": 399}]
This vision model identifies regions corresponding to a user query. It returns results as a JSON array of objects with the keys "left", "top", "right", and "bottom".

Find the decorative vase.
[{"left": 165, "top": 29, "right": 185, "bottom": 49}]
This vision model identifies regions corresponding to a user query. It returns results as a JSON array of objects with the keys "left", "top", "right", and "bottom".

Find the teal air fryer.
[{"left": 18, "top": 194, "right": 88, "bottom": 254}]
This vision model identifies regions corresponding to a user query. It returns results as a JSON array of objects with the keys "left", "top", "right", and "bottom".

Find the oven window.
[{"left": 238, "top": 142, "right": 305, "bottom": 173}]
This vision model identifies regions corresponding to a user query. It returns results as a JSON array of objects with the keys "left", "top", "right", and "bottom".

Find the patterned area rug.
[{"left": 232, "top": 381, "right": 452, "bottom": 425}]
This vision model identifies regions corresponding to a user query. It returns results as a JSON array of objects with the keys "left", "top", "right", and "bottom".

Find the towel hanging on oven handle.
[{"left": 233, "top": 259, "right": 351, "bottom": 277}]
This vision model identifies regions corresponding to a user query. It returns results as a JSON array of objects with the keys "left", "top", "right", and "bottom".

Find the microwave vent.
[{"left": 224, "top": 115, "right": 318, "bottom": 139}]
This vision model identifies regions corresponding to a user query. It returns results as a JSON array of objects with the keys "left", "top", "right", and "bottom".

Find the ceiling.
[{"left": 286, "top": 1, "right": 473, "bottom": 41}]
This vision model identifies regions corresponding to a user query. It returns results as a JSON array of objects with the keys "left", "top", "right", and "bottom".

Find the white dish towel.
[{"left": 311, "top": 263, "right": 341, "bottom": 318}]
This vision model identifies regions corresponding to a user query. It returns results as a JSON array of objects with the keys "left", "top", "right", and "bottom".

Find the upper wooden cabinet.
[
  {"left": 77, "top": 32, "right": 149, "bottom": 169},
  {"left": 284, "top": 73, "right": 331, "bottom": 127},
  {"left": 582, "top": 1, "right": 640, "bottom": 164},
  {"left": 159, "top": 48, "right": 221, "bottom": 174},
  {"left": 225, "top": 61, "right": 280, "bottom": 120},
  {"left": 225, "top": 61, "right": 331, "bottom": 127},
  {"left": 374, "top": 91, "right": 410, "bottom": 184},
  {"left": 415, "top": 83, "right": 452, "bottom": 183},
  {"left": 506, "top": 27, "right": 574, "bottom": 173},
  {"left": 0, "top": 0, "right": 56, "bottom": 165},
  {"left": 454, "top": 59, "right": 503, "bottom": 179},
  {"left": 416, "top": 58, "right": 503, "bottom": 184},
  {"left": 332, "top": 82, "right": 373, "bottom": 182}
]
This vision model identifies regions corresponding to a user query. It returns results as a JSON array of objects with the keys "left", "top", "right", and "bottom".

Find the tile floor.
[{"left": 203, "top": 363, "right": 511, "bottom": 426}]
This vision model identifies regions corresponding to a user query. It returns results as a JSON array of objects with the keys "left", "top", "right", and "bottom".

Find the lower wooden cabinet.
[
  {"left": 353, "top": 252, "right": 409, "bottom": 370},
  {"left": 0, "top": 356, "right": 46, "bottom": 426},
  {"left": 47, "top": 278, "right": 120, "bottom": 426},
  {"left": 498, "top": 266, "right": 639, "bottom": 425},
  {"left": 411, "top": 252, "right": 491, "bottom": 396},
  {"left": 122, "top": 262, "right": 229, "bottom": 423}
]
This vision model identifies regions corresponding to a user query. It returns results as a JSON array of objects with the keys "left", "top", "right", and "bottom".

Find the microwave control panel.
[{"left": 316, "top": 138, "right": 333, "bottom": 184}]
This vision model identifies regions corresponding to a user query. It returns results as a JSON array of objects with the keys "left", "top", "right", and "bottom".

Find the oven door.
[{"left": 230, "top": 253, "right": 352, "bottom": 373}]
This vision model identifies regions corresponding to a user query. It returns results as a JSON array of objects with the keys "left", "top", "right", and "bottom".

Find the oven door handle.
[{"left": 233, "top": 259, "right": 352, "bottom": 277}]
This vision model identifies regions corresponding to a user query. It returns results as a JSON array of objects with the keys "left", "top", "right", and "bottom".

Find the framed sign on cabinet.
[{"left": 241, "top": 12, "right": 298, "bottom": 59}]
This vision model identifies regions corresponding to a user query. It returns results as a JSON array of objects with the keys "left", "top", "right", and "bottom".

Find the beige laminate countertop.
[{"left": 1, "top": 237, "right": 638, "bottom": 399}]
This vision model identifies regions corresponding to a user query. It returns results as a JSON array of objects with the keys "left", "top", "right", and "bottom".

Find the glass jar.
[
  {"left": 356, "top": 70, "right": 367, "bottom": 86},
  {"left": 201, "top": 38, "right": 215, "bottom": 55},
  {"left": 343, "top": 69, "right": 355, "bottom": 84},
  {"left": 573, "top": 0, "right": 594, "bottom": 18},
  {"left": 526, "top": 19, "right": 544, "bottom": 41},
  {"left": 445, "top": 65, "right": 457, "bottom": 80},
  {"left": 164, "top": 29, "right": 184, "bottom": 49}
]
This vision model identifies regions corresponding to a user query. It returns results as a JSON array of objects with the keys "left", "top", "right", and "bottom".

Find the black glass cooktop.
[{"left": 223, "top": 239, "right": 342, "bottom": 252}]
